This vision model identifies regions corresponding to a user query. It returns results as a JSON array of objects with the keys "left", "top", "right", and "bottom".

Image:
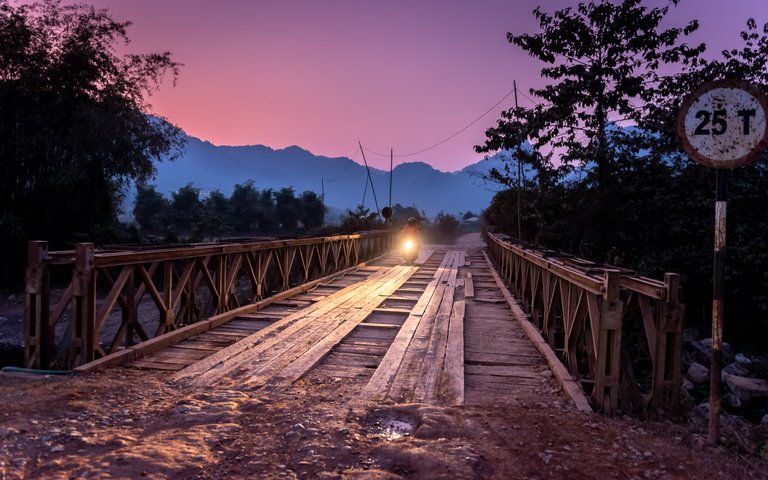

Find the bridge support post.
[
  {"left": 24, "top": 241, "right": 51, "bottom": 369},
  {"left": 651, "top": 273, "right": 684, "bottom": 413},
  {"left": 71, "top": 243, "right": 96, "bottom": 368},
  {"left": 593, "top": 270, "right": 623, "bottom": 414}
]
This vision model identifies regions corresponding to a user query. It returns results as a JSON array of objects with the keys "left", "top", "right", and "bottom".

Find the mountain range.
[{"left": 138, "top": 133, "right": 507, "bottom": 220}]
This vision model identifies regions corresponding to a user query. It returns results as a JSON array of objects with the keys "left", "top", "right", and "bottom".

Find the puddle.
[{"left": 379, "top": 418, "right": 416, "bottom": 441}]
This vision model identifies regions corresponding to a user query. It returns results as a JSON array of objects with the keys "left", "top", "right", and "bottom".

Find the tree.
[
  {"left": 133, "top": 184, "right": 169, "bottom": 234},
  {"left": 169, "top": 184, "right": 202, "bottom": 232},
  {"left": 432, "top": 212, "right": 461, "bottom": 244},
  {"left": 274, "top": 187, "right": 300, "bottom": 232},
  {"left": 228, "top": 181, "right": 261, "bottom": 233},
  {"left": 341, "top": 205, "right": 382, "bottom": 232},
  {"left": 299, "top": 191, "right": 325, "bottom": 230},
  {"left": 0, "top": 0, "right": 183, "bottom": 284},
  {"left": 478, "top": 0, "right": 703, "bottom": 261}
]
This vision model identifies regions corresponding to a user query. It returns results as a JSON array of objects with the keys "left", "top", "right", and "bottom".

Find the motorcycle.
[{"left": 402, "top": 237, "right": 419, "bottom": 264}]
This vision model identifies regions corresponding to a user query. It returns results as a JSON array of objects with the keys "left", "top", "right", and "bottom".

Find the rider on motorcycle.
[{"left": 401, "top": 217, "right": 421, "bottom": 264}]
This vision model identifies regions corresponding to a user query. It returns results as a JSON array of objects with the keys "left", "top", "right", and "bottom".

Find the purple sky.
[{"left": 62, "top": 0, "right": 768, "bottom": 171}]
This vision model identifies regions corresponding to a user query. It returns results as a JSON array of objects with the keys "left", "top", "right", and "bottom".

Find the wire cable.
[{"left": 362, "top": 84, "right": 519, "bottom": 158}]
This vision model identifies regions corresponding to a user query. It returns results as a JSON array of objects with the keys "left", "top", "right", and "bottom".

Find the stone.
[
  {"left": 686, "top": 363, "right": 710, "bottom": 387},
  {"left": 682, "top": 379, "right": 694, "bottom": 391},
  {"left": 723, "top": 393, "right": 745, "bottom": 410},
  {"left": 735, "top": 353, "right": 752, "bottom": 365},
  {"left": 721, "top": 362, "right": 749, "bottom": 380},
  {"left": 683, "top": 328, "right": 699, "bottom": 346},
  {"left": 690, "top": 339, "right": 734, "bottom": 365},
  {"left": 724, "top": 375, "right": 768, "bottom": 404}
]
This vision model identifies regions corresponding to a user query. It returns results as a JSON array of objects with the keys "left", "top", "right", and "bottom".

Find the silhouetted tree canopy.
[
  {"left": 0, "top": 0, "right": 184, "bottom": 284},
  {"left": 132, "top": 182, "right": 327, "bottom": 240},
  {"left": 477, "top": 0, "right": 703, "bottom": 260},
  {"left": 479, "top": 1, "right": 768, "bottom": 345}
]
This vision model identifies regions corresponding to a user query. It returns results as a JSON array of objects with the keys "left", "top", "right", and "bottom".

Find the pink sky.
[{"left": 66, "top": 0, "right": 768, "bottom": 171}]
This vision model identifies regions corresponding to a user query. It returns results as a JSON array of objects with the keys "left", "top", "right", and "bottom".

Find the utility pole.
[
  {"left": 358, "top": 141, "right": 380, "bottom": 216},
  {"left": 321, "top": 178, "right": 325, "bottom": 229},
  {"left": 514, "top": 80, "right": 522, "bottom": 242},
  {"left": 389, "top": 148, "right": 393, "bottom": 227}
]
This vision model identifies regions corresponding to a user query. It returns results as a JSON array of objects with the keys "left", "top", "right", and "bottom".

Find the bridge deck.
[{"left": 116, "top": 247, "right": 564, "bottom": 407}]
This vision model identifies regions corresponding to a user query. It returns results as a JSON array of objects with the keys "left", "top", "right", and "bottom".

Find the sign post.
[{"left": 676, "top": 79, "right": 768, "bottom": 445}]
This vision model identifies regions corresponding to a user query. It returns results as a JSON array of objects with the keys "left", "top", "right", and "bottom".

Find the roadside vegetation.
[{"left": 476, "top": 0, "right": 768, "bottom": 349}]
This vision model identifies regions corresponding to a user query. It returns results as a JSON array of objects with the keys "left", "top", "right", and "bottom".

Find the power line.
[{"left": 362, "top": 84, "right": 519, "bottom": 158}]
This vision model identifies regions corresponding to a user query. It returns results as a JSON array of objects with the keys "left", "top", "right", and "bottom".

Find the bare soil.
[{"left": 0, "top": 367, "right": 764, "bottom": 479}]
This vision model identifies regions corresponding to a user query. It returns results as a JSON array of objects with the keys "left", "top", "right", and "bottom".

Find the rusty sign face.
[{"left": 676, "top": 79, "right": 768, "bottom": 169}]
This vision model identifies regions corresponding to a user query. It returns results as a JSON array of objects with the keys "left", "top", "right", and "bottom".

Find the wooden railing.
[
  {"left": 24, "top": 231, "right": 396, "bottom": 369},
  {"left": 486, "top": 233, "right": 684, "bottom": 415}
]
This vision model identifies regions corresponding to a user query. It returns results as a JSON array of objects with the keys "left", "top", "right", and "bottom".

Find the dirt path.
[{"left": 0, "top": 367, "right": 762, "bottom": 479}]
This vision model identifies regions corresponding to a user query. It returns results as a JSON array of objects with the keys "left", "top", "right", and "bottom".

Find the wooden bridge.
[{"left": 23, "top": 232, "right": 683, "bottom": 415}]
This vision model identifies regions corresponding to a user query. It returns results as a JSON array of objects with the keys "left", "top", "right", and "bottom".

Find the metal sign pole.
[
  {"left": 675, "top": 79, "right": 768, "bottom": 446},
  {"left": 709, "top": 169, "right": 728, "bottom": 445}
]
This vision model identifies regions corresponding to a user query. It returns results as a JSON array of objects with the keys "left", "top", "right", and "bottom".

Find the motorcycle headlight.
[{"left": 404, "top": 240, "right": 414, "bottom": 250}]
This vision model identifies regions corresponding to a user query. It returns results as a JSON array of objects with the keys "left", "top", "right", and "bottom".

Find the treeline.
[{"left": 133, "top": 182, "right": 325, "bottom": 241}]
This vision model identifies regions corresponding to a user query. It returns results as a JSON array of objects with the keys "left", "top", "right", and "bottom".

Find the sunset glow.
[{"left": 67, "top": 0, "right": 768, "bottom": 170}]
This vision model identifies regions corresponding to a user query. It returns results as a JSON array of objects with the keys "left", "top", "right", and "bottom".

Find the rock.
[
  {"left": 691, "top": 339, "right": 734, "bottom": 365},
  {"left": 682, "top": 379, "right": 694, "bottom": 391},
  {"left": 50, "top": 445, "right": 64, "bottom": 453},
  {"left": 721, "top": 362, "right": 749, "bottom": 380},
  {"left": 683, "top": 328, "right": 699, "bottom": 346},
  {"left": 0, "top": 427, "right": 19, "bottom": 438},
  {"left": 762, "top": 413, "right": 768, "bottom": 425},
  {"left": 735, "top": 353, "right": 752, "bottom": 365},
  {"left": 686, "top": 363, "right": 710, "bottom": 387},
  {"left": 692, "top": 402, "right": 709, "bottom": 421},
  {"left": 723, "top": 393, "right": 745, "bottom": 410},
  {"left": 724, "top": 375, "right": 768, "bottom": 404}
]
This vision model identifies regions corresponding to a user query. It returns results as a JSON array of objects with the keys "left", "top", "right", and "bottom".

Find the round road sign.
[{"left": 676, "top": 79, "right": 768, "bottom": 169}]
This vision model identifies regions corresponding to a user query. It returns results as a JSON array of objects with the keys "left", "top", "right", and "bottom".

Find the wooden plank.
[
  {"left": 324, "top": 352, "right": 382, "bottom": 368},
  {"left": 183, "top": 264, "right": 415, "bottom": 387},
  {"left": 224, "top": 319, "right": 272, "bottom": 330},
  {"left": 312, "top": 364, "right": 373, "bottom": 379},
  {"left": 200, "top": 330, "right": 249, "bottom": 339},
  {"left": 465, "top": 373, "right": 542, "bottom": 387},
  {"left": 156, "top": 346, "right": 211, "bottom": 359},
  {"left": 174, "top": 341, "right": 227, "bottom": 351},
  {"left": 465, "top": 364, "right": 543, "bottom": 379},
  {"left": 465, "top": 274, "right": 475, "bottom": 298},
  {"left": 362, "top": 315, "right": 405, "bottom": 326},
  {"left": 250, "top": 265, "right": 417, "bottom": 388},
  {"left": 171, "top": 266, "right": 395, "bottom": 383},
  {"left": 343, "top": 337, "right": 392, "bottom": 348},
  {"left": 128, "top": 360, "right": 186, "bottom": 371},
  {"left": 214, "top": 326, "right": 263, "bottom": 335},
  {"left": 360, "top": 284, "right": 445, "bottom": 401},
  {"left": 385, "top": 286, "right": 450, "bottom": 402},
  {"left": 415, "top": 288, "right": 455, "bottom": 403},
  {"left": 373, "top": 307, "right": 412, "bottom": 314},
  {"left": 481, "top": 251, "right": 593, "bottom": 413},
  {"left": 345, "top": 326, "right": 400, "bottom": 341},
  {"left": 334, "top": 343, "right": 390, "bottom": 356},
  {"left": 441, "top": 301, "right": 465, "bottom": 406}
]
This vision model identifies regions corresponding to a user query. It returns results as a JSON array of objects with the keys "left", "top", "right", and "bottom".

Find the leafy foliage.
[
  {"left": 0, "top": 0, "right": 184, "bottom": 284},
  {"left": 480, "top": 2, "right": 768, "bottom": 346},
  {"left": 432, "top": 212, "right": 462, "bottom": 244},
  {"left": 133, "top": 182, "right": 326, "bottom": 240},
  {"left": 478, "top": 0, "right": 703, "bottom": 260}
]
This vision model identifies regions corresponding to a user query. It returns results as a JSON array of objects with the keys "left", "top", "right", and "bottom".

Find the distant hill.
[{"left": 129, "top": 133, "right": 508, "bottom": 220}]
